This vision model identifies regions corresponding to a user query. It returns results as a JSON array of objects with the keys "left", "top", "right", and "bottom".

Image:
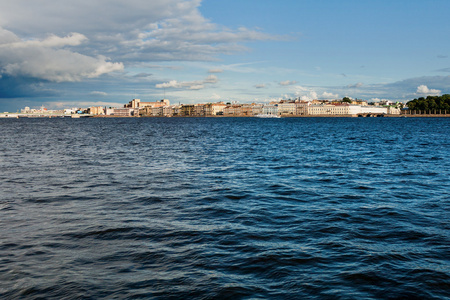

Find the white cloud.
[
  {"left": 210, "top": 93, "right": 221, "bottom": 100},
  {"left": 292, "top": 86, "right": 338, "bottom": 101},
  {"left": 346, "top": 82, "right": 363, "bottom": 88},
  {"left": 321, "top": 92, "right": 339, "bottom": 99},
  {"left": 416, "top": 85, "right": 441, "bottom": 95},
  {"left": 4, "top": 33, "right": 88, "bottom": 48},
  {"left": 90, "top": 91, "right": 108, "bottom": 96},
  {"left": 302, "top": 92, "right": 318, "bottom": 101},
  {"left": 280, "top": 80, "right": 297, "bottom": 86},
  {"left": 295, "top": 87, "right": 317, "bottom": 101},
  {"left": 155, "top": 74, "right": 218, "bottom": 90},
  {"left": 208, "top": 68, "right": 224, "bottom": 73},
  {"left": 188, "top": 84, "right": 204, "bottom": 90},
  {"left": 0, "top": 29, "right": 123, "bottom": 82},
  {"left": 255, "top": 84, "right": 266, "bottom": 89},
  {"left": 155, "top": 80, "right": 180, "bottom": 88},
  {"left": 204, "top": 74, "right": 218, "bottom": 83}
]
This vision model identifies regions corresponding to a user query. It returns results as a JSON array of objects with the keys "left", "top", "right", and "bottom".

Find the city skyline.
[{"left": 1, "top": 0, "right": 449, "bottom": 112}]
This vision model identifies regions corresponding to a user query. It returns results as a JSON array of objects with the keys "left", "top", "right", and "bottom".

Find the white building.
[
  {"left": 262, "top": 104, "right": 278, "bottom": 115},
  {"left": 21, "top": 107, "right": 31, "bottom": 113},
  {"left": 307, "top": 104, "right": 392, "bottom": 116},
  {"left": 106, "top": 107, "right": 139, "bottom": 116},
  {"left": 307, "top": 104, "right": 350, "bottom": 115}
]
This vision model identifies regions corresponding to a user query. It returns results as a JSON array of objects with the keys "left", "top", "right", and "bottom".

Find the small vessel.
[{"left": 254, "top": 114, "right": 281, "bottom": 118}]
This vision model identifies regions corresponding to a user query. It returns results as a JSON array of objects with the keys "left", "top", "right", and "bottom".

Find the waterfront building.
[
  {"left": 104, "top": 97, "right": 402, "bottom": 118},
  {"left": 21, "top": 107, "right": 31, "bottom": 113},
  {"left": 252, "top": 104, "right": 264, "bottom": 116},
  {"left": 262, "top": 104, "right": 278, "bottom": 115},
  {"left": 193, "top": 104, "right": 206, "bottom": 116},
  {"left": 64, "top": 108, "right": 76, "bottom": 115},
  {"left": 241, "top": 104, "right": 255, "bottom": 116},
  {"left": 180, "top": 105, "right": 195, "bottom": 116},
  {"left": 162, "top": 105, "right": 178, "bottom": 117},
  {"left": 306, "top": 104, "right": 392, "bottom": 116},
  {"left": 204, "top": 102, "right": 227, "bottom": 116},
  {"left": 151, "top": 106, "right": 164, "bottom": 117},
  {"left": 387, "top": 106, "right": 401, "bottom": 114},
  {"left": 172, "top": 105, "right": 181, "bottom": 116},
  {"left": 307, "top": 104, "right": 353, "bottom": 115},
  {"left": 242, "top": 103, "right": 259, "bottom": 117},
  {"left": 307, "top": 104, "right": 338, "bottom": 115},
  {"left": 355, "top": 105, "right": 388, "bottom": 115},
  {"left": 126, "top": 98, "right": 170, "bottom": 109},
  {"left": 295, "top": 102, "right": 309, "bottom": 115},
  {"left": 224, "top": 104, "right": 243, "bottom": 116},
  {"left": 106, "top": 107, "right": 138, "bottom": 116},
  {"left": 139, "top": 106, "right": 151, "bottom": 116},
  {"left": 278, "top": 102, "right": 297, "bottom": 116},
  {"left": 89, "top": 106, "right": 105, "bottom": 115}
]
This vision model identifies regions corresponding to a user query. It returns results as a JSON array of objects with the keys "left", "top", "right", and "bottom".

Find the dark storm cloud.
[{"left": 0, "top": 76, "right": 59, "bottom": 99}]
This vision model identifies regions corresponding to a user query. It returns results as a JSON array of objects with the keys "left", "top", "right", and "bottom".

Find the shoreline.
[{"left": 2, "top": 114, "right": 449, "bottom": 119}]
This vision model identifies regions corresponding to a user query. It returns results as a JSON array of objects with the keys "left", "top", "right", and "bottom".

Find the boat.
[{"left": 254, "top": 114, "right": 281, "bottom": 118}]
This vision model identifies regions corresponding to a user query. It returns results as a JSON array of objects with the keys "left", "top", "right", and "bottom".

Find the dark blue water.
[{"left": 1, "top": 117, "right": 449, "bottom": 299}]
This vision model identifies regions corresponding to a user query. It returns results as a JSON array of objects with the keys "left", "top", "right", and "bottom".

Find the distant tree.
[
  {"left": 406, "top": 94, "right": 450, "bottom": 113},
  {"left": 342, "top": 97, "right": 352, "bottom": 103}
]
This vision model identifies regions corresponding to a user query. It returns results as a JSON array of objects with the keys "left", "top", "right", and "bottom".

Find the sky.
[{"left": 0, "top": 0, "right": 449, "bottom": 111}]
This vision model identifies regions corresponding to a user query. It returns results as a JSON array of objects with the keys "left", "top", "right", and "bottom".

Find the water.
[{"left": 0, "top": 117, "right": 449, "bottom": 299}]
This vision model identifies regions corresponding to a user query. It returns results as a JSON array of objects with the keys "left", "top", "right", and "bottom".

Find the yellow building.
[
  {"left": 180, "top": 105, "right": 195, "bottom": 116},
  {"left": 89, "top": 106, "right": 105, "bottom": 115},
  {"left": 278, "top": 102, "right": 296, "bottom": 115},
  {"left": 204, "top": 102, "right": 227, "bottom": 116}
]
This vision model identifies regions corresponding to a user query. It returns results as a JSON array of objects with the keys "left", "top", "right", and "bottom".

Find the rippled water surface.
[{"left": 1, "top": 117, "right": 449, "bottom": 299}]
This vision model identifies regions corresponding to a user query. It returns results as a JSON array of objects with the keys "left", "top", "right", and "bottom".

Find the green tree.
[
  {"left": 407, "top": 94, "right": 450, "bottom": 113},
  {"left": 342, "top": 97, "right": 352, "bottom": 103}
]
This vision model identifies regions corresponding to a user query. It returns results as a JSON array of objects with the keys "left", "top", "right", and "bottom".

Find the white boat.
[{"left": 254, "top": 114, "right": 281, "bottom": 118}]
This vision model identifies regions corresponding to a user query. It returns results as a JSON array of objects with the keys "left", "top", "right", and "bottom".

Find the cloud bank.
[
  {"left": 0, "top": 0, "right": 277, "bottom": 106},
  {"left": 0, "top": 29, "right": 123, "bottom": 82},
  {"left": 0, "top": 0, "right": 276, "bottom": 63}
]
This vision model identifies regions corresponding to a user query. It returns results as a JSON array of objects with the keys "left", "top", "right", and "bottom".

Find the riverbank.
[{"left": 2, "top": 113, "right": 450, "bottom": 118}]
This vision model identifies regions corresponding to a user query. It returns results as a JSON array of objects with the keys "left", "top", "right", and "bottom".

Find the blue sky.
[{"left": 0, "top": 0, "right": 449, "bottom": 111}]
